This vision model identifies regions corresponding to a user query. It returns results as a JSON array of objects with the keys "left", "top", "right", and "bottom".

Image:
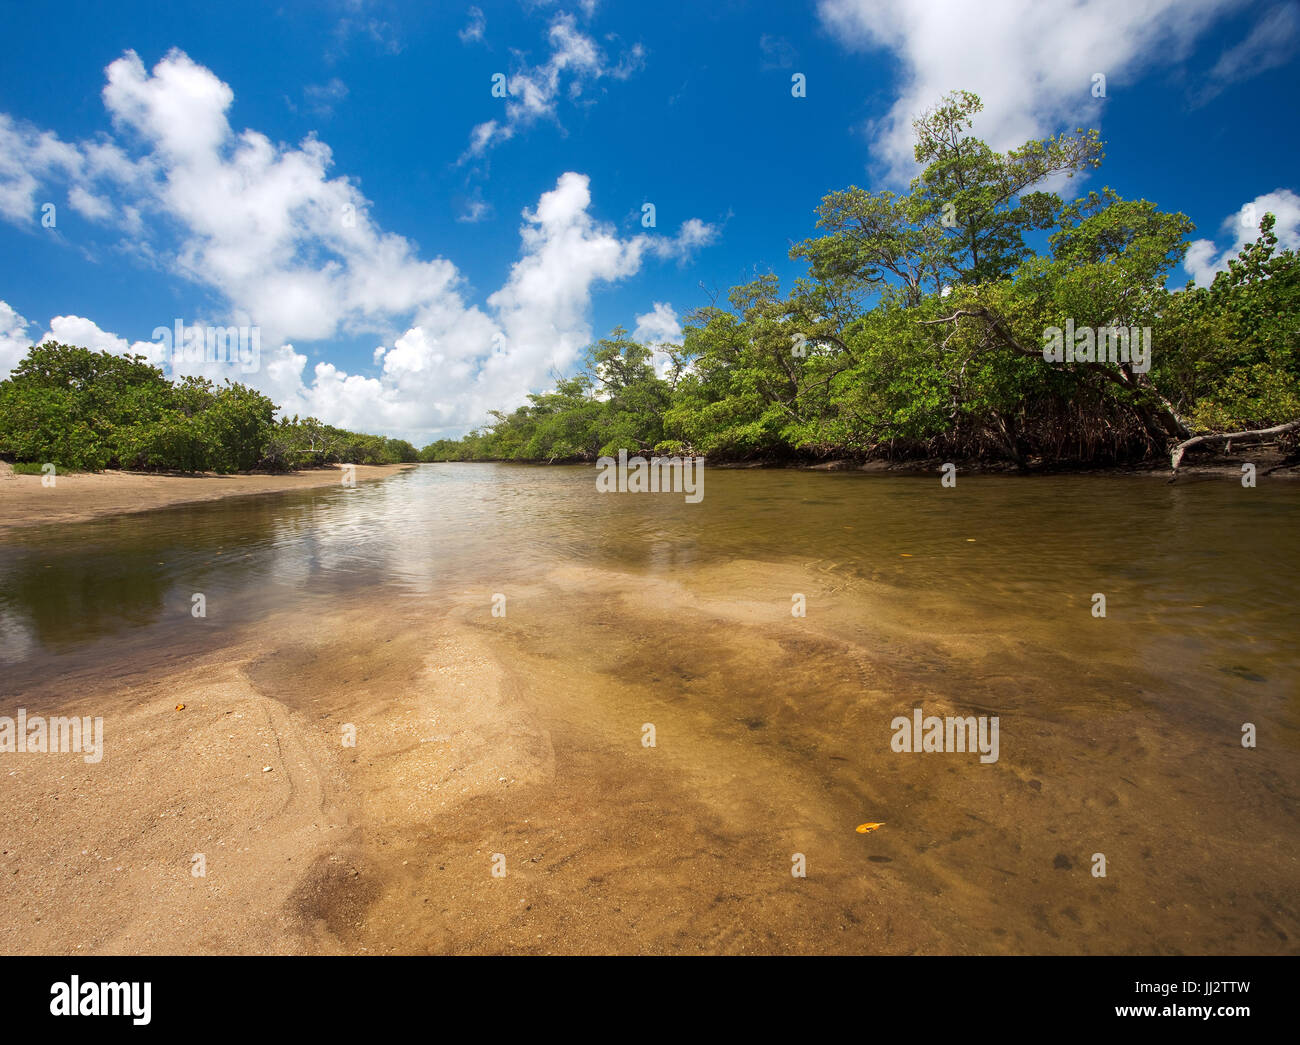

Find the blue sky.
[{"left": 1, "top": 0, "right": 1297, "bottom": 442}]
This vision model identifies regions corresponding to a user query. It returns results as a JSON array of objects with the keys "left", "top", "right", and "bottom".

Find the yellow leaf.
[
  {"left": 856, "top": 822, "right": 885, "bottom": 834},
  {"left": 175, "top": 704, "right": 185, "bottom": 711}
]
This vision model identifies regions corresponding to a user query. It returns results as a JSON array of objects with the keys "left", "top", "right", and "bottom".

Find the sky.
[{"left": 0, "top": 0, "right": 1297, "bottom": 444}]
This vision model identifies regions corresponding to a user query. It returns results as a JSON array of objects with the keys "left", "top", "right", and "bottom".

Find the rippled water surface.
[
  {"left": 4, "top": 464, "right": 1296, "bottom": 710},
  {"left": 2, "top": 464, "right": 1297, "bottom": 953}
]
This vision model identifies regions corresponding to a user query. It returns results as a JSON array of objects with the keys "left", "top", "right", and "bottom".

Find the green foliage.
[
  {"left": 0, "top": 344, "right": 404, "bottom": 473},
  {"left": 5, "top": 93, "right": 1294, "bottom": 475},
  {"left": 0, "top": 345, "right": 171, "bottom": 469},
  {"left": 424, "top": 92, "right": 1297, "bottom": 468},
  {"left": 1156, "top": 214, "right": 1300, "bottom": 432},
  {"left": 909, "top": 90, "right": 1104, "bottom": 285}
]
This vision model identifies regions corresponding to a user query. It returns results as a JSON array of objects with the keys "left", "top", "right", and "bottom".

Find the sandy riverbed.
[
  {"left": 0, "top": 572, "right": 957, "bottom": 955},
  {"left": 3, "top": 558, "right": 1295, "bottom": 955}
]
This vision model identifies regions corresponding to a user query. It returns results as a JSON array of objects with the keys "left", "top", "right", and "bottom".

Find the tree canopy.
[
  {"left": 0, "top": 344, "right": 418, "bottom": 472},
  {"left": 423, "top": 91, "right": 1298, "bottom": 471}
]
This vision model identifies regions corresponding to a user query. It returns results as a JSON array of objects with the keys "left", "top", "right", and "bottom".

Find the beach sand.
[{"left": 0, "top": 462, "right": 415, "bottom": 533}]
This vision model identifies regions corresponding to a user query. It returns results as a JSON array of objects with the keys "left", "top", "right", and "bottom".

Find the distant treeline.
[
  {"left": 0, "top": 343, "right": 417, "bottom": 473},
  {"left": 420, "top": 91, "right": 1299, "bottom": 469}
]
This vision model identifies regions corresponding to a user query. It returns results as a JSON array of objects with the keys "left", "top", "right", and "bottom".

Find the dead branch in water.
[{"left": 1168, "top": 419, "right": 1300, "bottom": 477}]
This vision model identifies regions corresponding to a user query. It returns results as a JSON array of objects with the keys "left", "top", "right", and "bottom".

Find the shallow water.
[
  {"left": 1, "top": 463, "right": 1297, "bottom": 953},
  {"left": 3, "top": 464, "right": 1296, "bottom": 713}
]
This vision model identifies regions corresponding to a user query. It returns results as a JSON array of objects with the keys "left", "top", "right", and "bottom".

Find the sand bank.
[{"left": 0, "top": 462, "right": 415, "bottom": 533}]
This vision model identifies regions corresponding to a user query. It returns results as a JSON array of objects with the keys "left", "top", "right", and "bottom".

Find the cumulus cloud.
[
  {"left": 0, "top": 300, "right": 33, "bottom": 375},
  {"left": 0, "top": 50, "right": 717, "bottom": 443},
  {"left": 0, "top": 308, "right": 162, "bottom": 371},
  {"left": 39, "top": 314, "right": 149, "bottom": 356},
  {"left": 633, "top": 301, "right": 682, "bottom": 347},
  {"left": 816, "top": 0, "right": 1240, "bottom": 180},
  {"left": 1184, "top": 188, "right": 1300, "bottom": 286},
  {"left": 86, "top": 50, "right": 467, "bottom": 348},
  {"left": 484, "top": 172, "right": 645, "bottom": 385},
  {"left": 2, "top": 305, "right": 151, "bottom": 394},
  {"left": 633, "top": 301, "right": 684, "bottom": 379}
]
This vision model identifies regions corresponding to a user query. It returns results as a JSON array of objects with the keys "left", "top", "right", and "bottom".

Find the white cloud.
[
  {"left": 633, "top": 301, "right": 684, "bottom": 379},
  {"left": 67, "top": 185, "right": 112, "bottom": 221},
  {"left": 303, "top": 78, "right": 349, "bottom": 117},
  {"left": 816, "top": 0, "right": 1241, "bottom": 180},
  {"left": 1197, "top": 3, "right": 1300, "bottom": 104},
  {"left": 651, "top": 217, "right": 717, "bottom": 260},
  {"left": 481, "top": 172, "right": 646, "bottom": 397},
  {"left": 0, "top": 306, "right": 160, "bottom": 378},
  {"left": 633, "top": 301, "right": 682, "bottom": 346},
  {"left": 1184, "top": 188, "right": 1300, "bottom": 286},
  {"left": 0, "top": 49, "right": 722, "bottom": 441},
  {"left": 459, "top": 6, "right": 486, "bottom": 44},
  {"left": 0, "top": 50, "right": 717, "bottom": 443},
  {"left": 0, "top": 113, "right": 86, "bottom": 222},
  {"left": 0, "top": 300, "right": 33, "bottom": 375},
  {"left": 457, "top": 193, "right": 491, "bottom": 223},
  {"left": 93, "top": 49, "right": 461, "bottom": 346},
  {"left": 466, "top": 118, "right": 506, "bottom": 155},
  {"left": 41, "top": 315, "right": 128, "bottom": 354},
  {"left": 462, "top": 12, "right": 643, "bottom": 160}
]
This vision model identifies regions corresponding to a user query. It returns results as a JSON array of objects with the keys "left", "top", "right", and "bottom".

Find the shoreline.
[
  {"left": 2, "top": 448, "right": 1289, "bottom": 539},
  {"left": 0, "top": 462, "right": 415, "bottom": 533},
  {"left": 428, "top": 450, "right": 1299, "bottom": 480}
]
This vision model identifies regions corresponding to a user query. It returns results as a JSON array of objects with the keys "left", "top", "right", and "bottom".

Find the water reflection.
[{"left": 1, "top": 465, "right": 1297, "bottom": 722}]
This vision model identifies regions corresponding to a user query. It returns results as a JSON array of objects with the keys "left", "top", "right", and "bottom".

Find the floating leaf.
[
  {"left": 856, "top": 822, "right": 885, "bottom": 834},
  {"left": 175, "top": 703, "right": 185, "bottom": 711}
]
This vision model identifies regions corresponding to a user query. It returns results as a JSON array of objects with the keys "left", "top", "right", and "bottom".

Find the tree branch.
[{"left": 1169, "top": 419, "right": 1300, "bottom": 475}]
